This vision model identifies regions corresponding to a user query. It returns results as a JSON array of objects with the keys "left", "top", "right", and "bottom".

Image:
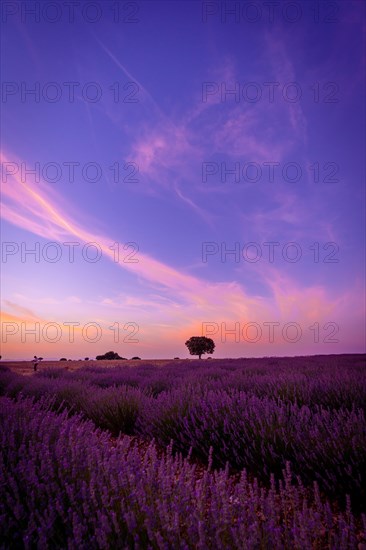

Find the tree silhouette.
[
  {"left": 96, "top": 351, "right": 126, "bottom": 360},
  {"left": 185, "top": 336, "right": 215, "bottom": 360}
]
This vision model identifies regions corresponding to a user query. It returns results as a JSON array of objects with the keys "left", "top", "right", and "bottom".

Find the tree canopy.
[{"left": 185, "top": 336, "right": 215, "bottom": 359}]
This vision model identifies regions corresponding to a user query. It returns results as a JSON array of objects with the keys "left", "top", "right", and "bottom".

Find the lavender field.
[{"left": 1, "top": 354, "right": 365, "bottom": 549}]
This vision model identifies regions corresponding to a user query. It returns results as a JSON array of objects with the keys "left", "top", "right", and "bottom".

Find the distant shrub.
[{"left": 96, "top": 351, "right": 126, "bottom": 360}]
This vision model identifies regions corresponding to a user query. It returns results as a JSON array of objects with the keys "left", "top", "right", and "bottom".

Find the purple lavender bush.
[
  {"left": 1, "top": 355, "right": 365, "bottom": 513},
  {"left": 1, "top": 396, "right": 364, "bottom": 549}
]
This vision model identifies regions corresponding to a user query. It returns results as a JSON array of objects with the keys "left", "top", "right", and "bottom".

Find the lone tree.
[{"left": 185, "top": 336, "right": 215, "bottom": 360}]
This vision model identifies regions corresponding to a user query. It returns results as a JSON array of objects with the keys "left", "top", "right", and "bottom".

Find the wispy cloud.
[
  {"left": 94, "top": 36, "right": 167, "bottom": 120},
  {"left": 0, "top": 150, "right": 263, "bottom": 314},
  {"left": 1, "top": 148, "right": 346, "bottom": 336},
  {"left": 3, "top": 301, "right": 39, "bottom": 320},
  {"left": 264, "top": 29, "right": 308, "bottom": 144}
]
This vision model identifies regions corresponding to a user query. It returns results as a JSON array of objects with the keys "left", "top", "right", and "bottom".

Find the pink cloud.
[{"left": 2, "top": 149, "right": 363, "bottom": 357}]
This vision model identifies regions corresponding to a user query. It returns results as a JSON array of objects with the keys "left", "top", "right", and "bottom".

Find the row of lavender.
[
  {"left": 43, "top": 355, "right": 366, "bottom": 410},
  {"left": 1, "top": 396, "right": 364, "bottom": 549},
  {"left": 1, "top": 356, "right": 365, "bottom": 513}
]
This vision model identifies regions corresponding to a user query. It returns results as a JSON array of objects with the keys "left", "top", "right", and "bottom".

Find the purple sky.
[{"left": 1, "top": 1, "right": 365, "bottom": 359}]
